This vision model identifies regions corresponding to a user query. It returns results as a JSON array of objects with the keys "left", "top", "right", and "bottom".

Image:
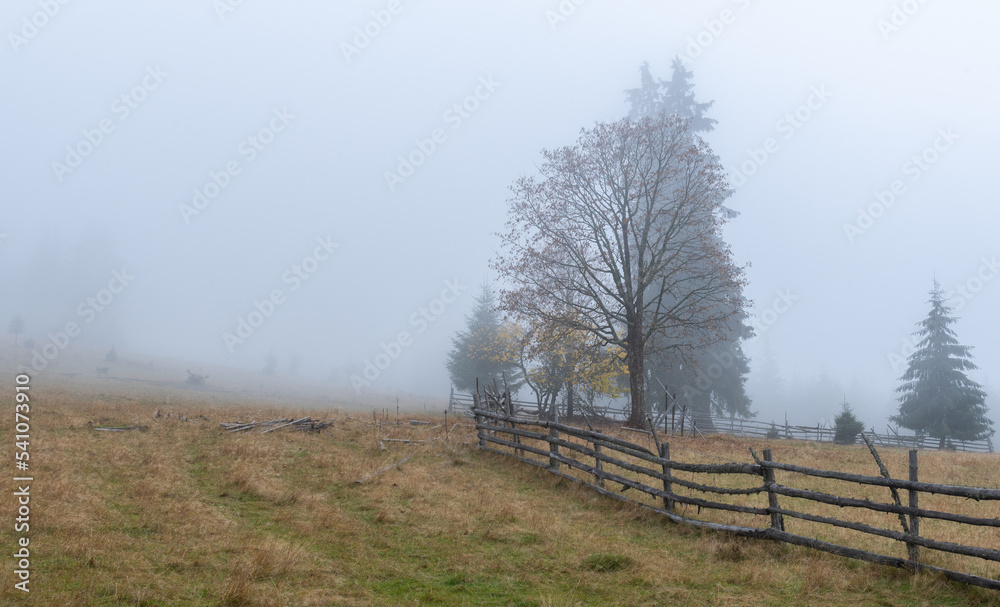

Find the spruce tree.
[
  {"left": 625, "top": 56, "right": 717, "bottom": 133},
  {"left": 660, "top": 56, "right": 717, "bottom": 134},
  {"left": 446, "top": 284, "right": 522, "bottom": 394},
  {"left": 628, "top": 57, "right": 751, "bottom": 425},
  {"left": 833, "top": 400, "right": 865, "bottom": 445},
  {"left": 891, "top": 281, "right": 994, "bottom": 448}
]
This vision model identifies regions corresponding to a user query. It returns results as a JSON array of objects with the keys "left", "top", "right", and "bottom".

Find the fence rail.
[
  {"left": 471, "top": 388, "right": 1000, "bottom": 591},
  {"left": 450, "top": 392, "right": 993, "bottom": 453}
]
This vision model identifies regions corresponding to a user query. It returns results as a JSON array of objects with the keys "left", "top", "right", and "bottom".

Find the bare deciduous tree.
[{"left": 492, "top": 113, "right": 747, "bottom": 427}]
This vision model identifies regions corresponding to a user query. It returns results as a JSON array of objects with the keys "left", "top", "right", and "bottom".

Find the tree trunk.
[
  {"left": 566, "top": 381, "right": 574, "bottom": 419},
  {"left": 626, "top": 330, "right": 646, "bottom": 428}
]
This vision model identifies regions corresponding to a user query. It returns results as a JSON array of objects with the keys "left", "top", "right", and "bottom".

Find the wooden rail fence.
[
  {"left": 450, "top": 392, "right": 994, "bottom": 453},
  {"left": 471, "top": 389, "right": 1000, "bottom": 591}
]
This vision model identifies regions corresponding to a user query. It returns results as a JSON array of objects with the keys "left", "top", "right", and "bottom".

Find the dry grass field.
[{"left": 0, "top": 364, "right": 999, "bottom": 605}]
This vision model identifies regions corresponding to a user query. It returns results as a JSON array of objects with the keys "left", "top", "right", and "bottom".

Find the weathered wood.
[
  {"left": 860, "top": 432, "right": 910, "bottom": 535},
  {"left": 473, "top": 408, "right": 656, "bottom": 456},
  {"left": 763, "top": 449, "right": 784, "bottom": 531},
  {"left": 480, "top": 434, "right": 551, "bottom": 459},
  {"left": 763, "top": 528, "right": 1000, "bottom": 592},
  {"left": 908, "top": 449, "right": 920, "bottom": 565},
  {"left": 760, "top": 459, "right": 1000, "bottom": 501},
  {"left": 479, "top": 445, "right": 771, "bottom": 538},
  {"left": 551, "top": 451, "right": 769, "bottom": 516},
  {"left": 474, "top": 423, "right": 549, "bottom": 442},
  {"left": 261, "top": 416, "right": 311, "bottom": 434},
  {"left": 771, "top": 484, "right": 1000, "bottom": 528},
  {"left": 475, "top": 402, "right": 1000, "bottom": 592},
  {"left": 772, "top": 507, "right": 1000, "bottom": 563},
  {"left": 593, "top": 442, "right": 604, "bottom": 488},
  {"left": 548, "top": 434, "right": 765, "bottom": 496},
  {"left": 548, "top": 424, "right": 560, "bottom": 471},
  {"left": 478, "top": 412, "right": 762, "bottom": 475},
  {"left": 660, "top": 443, "right": 673, "bottom": 512},
  {"left": 355, "top": 453, "right": 414, "bottom": 484}
]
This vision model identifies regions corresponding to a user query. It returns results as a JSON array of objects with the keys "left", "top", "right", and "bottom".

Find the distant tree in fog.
[
  {"left": 288, "top": 354, "right": 302, "bottom": 375},
  {"left": 262, "top": 348, "right": 278, "bottom": 376},
  {"left": 8, "top": 315, "right": 25, "bottom": 346},
  {"left": 833, "top": 399, "right": 865, "bottom": 444},
  {"left": 627, "top": 56, "right": 751, "bottom": 428},
  {"left": 446, "top": 284, "right": 522, "bottom": 394},
  {"left": 493, "top": 112, "right": 746, "bottom": 428},
  {"left": 891, "top": 281, "right": 993, "bottom": 448},
  {"left": 626, "top": 56, "right": 717, "bottom": 133}
]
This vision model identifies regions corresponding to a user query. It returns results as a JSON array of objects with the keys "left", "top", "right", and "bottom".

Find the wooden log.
[
  {"left": 762, "top": 528, "right": 1000, "bottom": 592},
  {"left": 550, "top": 451, "right": 769, "bottom": 516},
  {"left": 574, "top": 433, "right": 759, "bottom": 475},
  {"left": 759, "top": 460, "right": 1000, "bottom": 501},
  {"left": 771, "top": 484, "right": 1000, "bottom": 528},
  {"left": 548, "top": 424, "right": 560, "bottom": 471},
  {"left": 355, "top": 454, "right": 414, "bottom": 484},
  {"left": 478, "top": 445, "right": 771, "bottom": 538},
  {"left": 908, "top": 449, "right": 920, "bottom": 565},
  {"left": 594, "top": 442, "right": 604, "bottom": 488},
  {"left": 771, "top": 506, "right": 1000, "bottom": 563},
  {"left": 860, "top": 432, "right": 910, "bottom": 535},
  {"left": 472, "top": 409, "right": 658, "bottom": 456},
  {"left": 549, "top": 434, "right": 765, "bottom": 496},
  {"left": 660, "top": 443, "right": 673, "bottom": 512},
  {"left": 480, "top": 443, "right": 1000, "bottom": 591},
  {"left": 474, "top": 423, "right": 549, "bottom": 442},
  {"left": 472, "top": 403, "right": 486, "bottom": 449},
  {"left": 763, "top": 449, "right": 784, "bottom": 531},
  {"left": 481, "top": 434, "right": 551, "bottom": 459},
  {"left": 261, "top": 417, "right": 311, "bottom": 434}
]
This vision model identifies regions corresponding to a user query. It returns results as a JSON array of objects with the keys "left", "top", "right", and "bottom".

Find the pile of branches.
[{"left": 220, "top": 416, "right": 334, "bottom": 434}]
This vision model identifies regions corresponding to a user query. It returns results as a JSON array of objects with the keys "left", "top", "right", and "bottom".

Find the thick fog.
[{"left": 3, "top": 0, "right": 998, "bottom": 428}]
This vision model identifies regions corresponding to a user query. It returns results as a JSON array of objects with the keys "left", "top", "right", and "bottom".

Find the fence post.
[
  {"left": 680, "top": 405, "right": 686, "bottom": 437},
  {"left": 763, "top": 449, "right": 784, "bottom": 531},
  {"left": 548, "top": 423, "right": 560, "bottom": 471},
  {"left": 594, "top": 442, "right": 604, "bottom": 487},
  {"left": 907, "top": 449, "right": 920, "bottom": 566},
  {"left": 473, "top": 393, "right": 486, "bottom": 449},
  {"left": 659, "top": 442, "right": 673, "bottom": 512}
]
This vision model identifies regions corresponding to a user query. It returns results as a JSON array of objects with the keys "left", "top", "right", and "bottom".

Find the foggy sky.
[{"left": 3, "top": 0, "right": 999, "bottom": 429}]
